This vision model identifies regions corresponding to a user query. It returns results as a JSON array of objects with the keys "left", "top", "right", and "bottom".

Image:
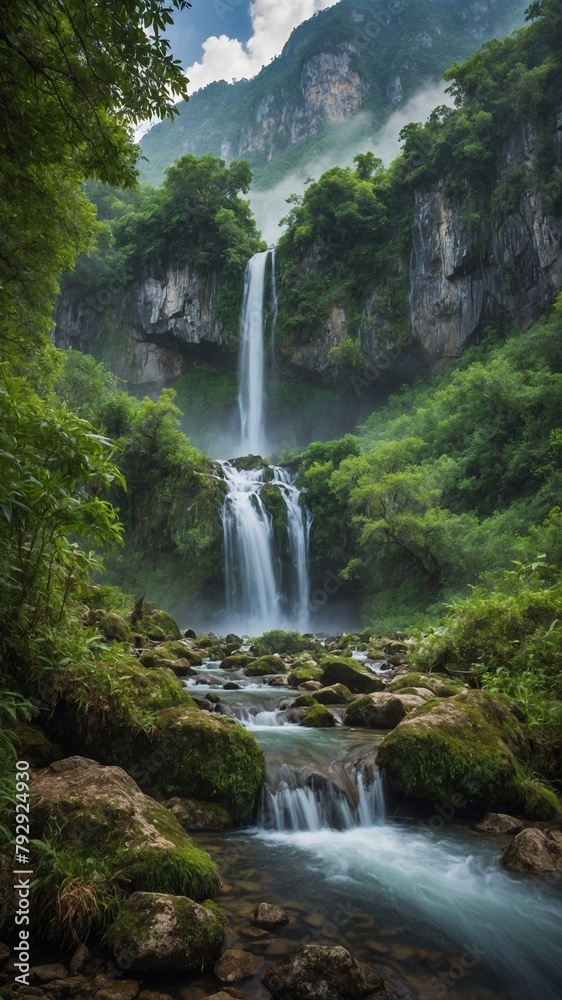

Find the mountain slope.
[{"left": 140, "top": 0, "right": 527, "bottom": 189}]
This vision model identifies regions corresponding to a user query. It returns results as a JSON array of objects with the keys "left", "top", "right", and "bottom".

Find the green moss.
[
  {"left": 389, "top": 672, "right": 462, "bottom": 698},
  {"left": 124, "top": 845, "right": 219, "bottom": 901},
  {"left": 138, "top": 609, "right": 182, "bottom": 640},
  {"left": 254, "top": 630, "right": 323, "bottom": 656},
  {"left": 301, "top": 703, "right": 336, "bottom": 728},
  {"left": 155, "top": 641, "right": 203, "bottom": 666},
  {"left": 287, "top": 664, "right": 323, "bottom": 686},
  {"left": 98, "top": 611, "right": 132, "bottom": 643},
  {"left": 319, "top": 656, "right": 385, "bottom": 694},
  {"left": 14, "top": 723, "right": 62, "bottom": 769},
  {"left": 518, "top": 779, "right": 560, "bottom": 821},
  {"left": 292, "top": 693, "right": 318, "bottom": 708},
  {"left": 221, "top": 653, "right": 255, "bottom": 668},
  {"left": 377, "top": 691, "right": 544, "bottom": 815},
  {"left": 245, "top": 655, "right": 287, "bottom": 676}
]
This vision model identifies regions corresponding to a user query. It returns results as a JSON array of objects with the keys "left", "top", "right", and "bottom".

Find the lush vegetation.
[
  {"left": 275, "top": 0, "right": 562, "bottom": 351},
  {"left": 62, "top": 154, "right": 265, "bottom": 334},
  {"left": 139, "top": 0, "right": 525, "bottom": 189}
]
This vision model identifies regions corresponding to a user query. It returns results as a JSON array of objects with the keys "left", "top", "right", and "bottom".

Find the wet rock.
[
  {"left": 262, "top": 944, "right": 391, "bottom": 999},
  {"left": 267, "top": 675, "right": 290, "bottom": 687},
  {"left": 241, "top": 926, "right": 272, "bottom": 939},
  {"left": 314, "top": 684, "right": 354, "bottom": 705},
  {"left": 42, "top": 975, "right": 92, "bottom": 998},
  {"left": 319, "top": 657, "right": 385, "bottom": 695},
  {"left": 344, "top": 692, "right": 425, "bottom": 729},
  {"left": 214, "top": 949, "right": 263, "bottom": 982},
  {"left": 106, "top": 892, "right": 224, "bottom": 972},
  {"left": 207, "top": 692, "right": 221, "bottom": 704},
  {"left": 93, "top": 977, "right": 140, "bottom": 999},
  {"left": 221, "top": 654, "right": 256, "bottom": 669},
  {"left": 245, "top": 656, "right": 287, "bottom": 677},
  {"left": 163, "top": 657, "right": 192, "bottom": 677},
  {"left": 31, "top": 965, "right": 69, "bottom": 982},
  {"left": 476, "top": 813, "right": 525, "bottom": 835},
  {"left": 166, "top": 796, "right": 232, "bottom": 831},
  {"left": 68, "top": 944, "right": 90, "bottom": 976},
  {"left": 378, "top": 691, "right": 560, "bottom": 820},
  {"left": 501, "top": 828, "right": 562, "bottom": 872},
  {"left": 298, "top": 681, "right": 323, "bottom": 691},
  {"left": 300, "top": 703, "right": 336, "bottom": 728},
  {"left": 251, "top": 903, "right": 289, "bottom": 931},
  {"left": 224, "top": 681, "right": 241, "bottom": 690}
]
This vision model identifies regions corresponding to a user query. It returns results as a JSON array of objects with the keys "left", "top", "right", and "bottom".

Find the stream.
[{"left": 166, "top": 659, "right": 562, "bottom": 1000}]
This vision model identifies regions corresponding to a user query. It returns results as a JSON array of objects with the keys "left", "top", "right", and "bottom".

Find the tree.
[{"left": 0, "top": 0, "right": 192, "bottom": 354}]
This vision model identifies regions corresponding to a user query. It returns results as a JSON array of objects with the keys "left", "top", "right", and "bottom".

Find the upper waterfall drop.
[{"left": 238, "top": 249, "right": 272, "bottom": 457}]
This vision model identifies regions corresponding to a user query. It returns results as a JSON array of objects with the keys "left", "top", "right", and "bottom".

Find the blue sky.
[
  {"left": 165, "top": 3, "right": 252, "bottom": 69},
  {"left": 165, "top": 1, "right": 341, "bottom": 92}
]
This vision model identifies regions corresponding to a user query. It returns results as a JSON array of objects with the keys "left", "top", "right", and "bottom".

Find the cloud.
[
  {"left": 186, "top": 0, "right": 340, "bottom": 91},
  {"left": 250, "top": 82, "right": 454, "bottom": 244}
]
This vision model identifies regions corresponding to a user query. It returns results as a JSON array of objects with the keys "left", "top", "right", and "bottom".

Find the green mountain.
[{"left": 140, "top": 0, "right": 527, "bottom": 190}]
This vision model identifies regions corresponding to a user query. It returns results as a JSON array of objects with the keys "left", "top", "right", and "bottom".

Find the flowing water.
[
  {"left": 238, "top": 249, "right": 271, "bottom": 457},
  {"left": 179, "top": 660, "right": 562, "bottom": 1000}
]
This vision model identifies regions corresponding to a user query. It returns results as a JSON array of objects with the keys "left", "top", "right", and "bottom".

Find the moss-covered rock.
[
  {"left": 154, "top": 642, "right": 204, "bottom": 667},
  {"left": 106, "top": 891, "right": 224, "bottom": 972},
  {"left": 44, "top": 658, "right": 264, "bottom": 824},
  {"left": 386, "top": 672, "right": 463, "bottom": 698},
  {"left": 221, "top": 653, "right": 255, "bottom": 669},
  {"left": 244, "top": 655, "right": 287, "bottom": 677},
  {"left": 14, "top": 723, "right": 64, "bottom": 769},
  {"left": 301, "top": 704, "right": 336, "bottom": 728},
  {"left": 377, "top": 691, "right": 559, "bottom": 819},
  {"left": 98, "top": 611, "right": 132, "bottom": 644},
  {"left": 345, "top": 692, "right": 427, "bottom": 729},
  {"left": 137, "top": 609, "right": 182, "bottom": 641},
  {"left": 288, "top": 664, "right": 323, "bottom": 687},
  {"left": 319, "top": 657, "right": 385, "bottom": 694},
  {"left": 314, "top": 684, "right": 355, "bottom": 705},
  {"left": 166, "top": 797, "right": 232, "bottom": 831},
  {"left": 292, "top": 693, "right": 318, "bottom": 708},
  {"left": 30, "top": 757, "right": 220, "bottom": 943}
]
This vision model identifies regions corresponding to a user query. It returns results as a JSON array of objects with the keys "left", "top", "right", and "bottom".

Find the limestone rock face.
[
  {"left": 262, "top": 944, "right": 391, "bottom": 1000},
  {"left": 501, "top": 828, "right": 562, "bottom": 873},
  {"left": 107, "top": 892, "right": 224, "bottom": 972},
  {"left": 409, "top": 117, "right": 562, "bottom": 357}
]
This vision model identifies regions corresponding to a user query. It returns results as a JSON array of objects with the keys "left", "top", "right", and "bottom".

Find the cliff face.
[
  {"left": 55, "top": 265, "right": 234, "bottom": 384},
  {"left": 409, "top": 117, "right": 562, "bottom": 356}
]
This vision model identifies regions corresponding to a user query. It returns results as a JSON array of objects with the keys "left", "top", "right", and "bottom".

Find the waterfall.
[
  {"left": 222, "top": 250, "right": 311, "bottom": 631},
  {"left": 258, "top": 763, "right": 386, "bottom": 833},
  {"left": 270, "top": 247, "right": 279, "bottom": 370},
  {"left": 238, "top": 250, "right": 271, "bottom": 456},
  {"left": 272, "top": 467, "right": 311, "bottom": 630},
  {"left": 221, "top": 462, "right": 282, "bottom": 631},
  {"left": 220, "top": 462, "right": 310, "bottom": 632}
]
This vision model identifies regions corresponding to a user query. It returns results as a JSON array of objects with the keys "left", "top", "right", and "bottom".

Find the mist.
[{"left": 251, "top": 81, "right": 454, "bottom": 245}]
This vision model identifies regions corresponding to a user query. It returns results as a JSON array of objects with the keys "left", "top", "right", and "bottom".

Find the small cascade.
[
  {"left": 259, "top": 761, "right": 386, "bottom": 832},
  {"left": 238, "top": 249, "right": 271, "bottom": 456}
]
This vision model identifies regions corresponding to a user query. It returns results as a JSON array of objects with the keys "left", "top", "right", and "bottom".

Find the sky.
[{"left": 168, "top": 0, "right": 341, "bottom": 92}]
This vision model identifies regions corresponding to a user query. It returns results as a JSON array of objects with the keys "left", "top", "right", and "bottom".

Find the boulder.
[
  {"left": 68, "top": 944, "right": 91, "bottom": 975},
  {"left": 136, "top": 610, "right": 182, "bottom": 641},
  {"left": 245, "top": 656, "right": 287, "bottom": 677},
  {"left": 287, "top": 665, "right": 323, "bottom": 687},
  {"left": 267, "top": 675, "right": 290, "bottom": 687},
  {"left": 152, "top": 642, "right": 203, "bottom": 667},
  {"left": 297, "top": 680, "right": 323, "bottom": 691},
  {"left": 106, "top": 892, "right": 223, "bottom": 972},
  {"left": 93, "top": 977, "right": 140, "bottom": 999},
  {"left": 501, "top": 828, "right": 562, "bottom": 872},
  {"left": 300, "top": 704, "right": 336, "bottom": 728},
  {"left": 98, "top": 612, "right": 132, "bottom": 644},
  {"left": 262, "top": 944, "right": 391, "bottom": 1000},
  {"left": 252, "top": 903, "right": 289, "bottom": 931},
  {"left": 30, "top": 964, "right": 69, "bottom": 982},
  {"left": 221, "top": 654, "right": 256, "bottom": 669},
  {"left": 30, "top": 756, "right": 219, "bottom": 942},
  {"left": 314, "top": 685, "right": 354, "bottom": 705},
  {"left": 214, "top": 950, "right": 263, "bottom": 982},
  {"left": 377, "top": 691, "right": 560, "bottom": 819},
  {"left": 345, "top": 693, "right": 426, "bottom": 729},
  {"left": 475, "top": 813, "right": 525, "bottom": 835},
  {"left": 386, "top": 671, "right": 463, "bottom": 697},
  {"left": 166, "top": 797, "right": 232, "bottom": 831},
  {"left": 319, "top": 657, "right": 385, "bottom": 695}
]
